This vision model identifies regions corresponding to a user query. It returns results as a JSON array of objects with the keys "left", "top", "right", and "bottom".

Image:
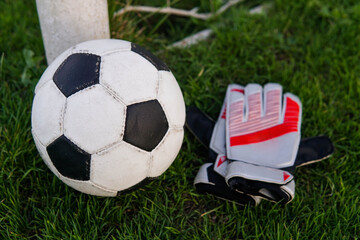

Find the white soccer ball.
[{"left": 31, "top": 39, "right": 185, "bottom": 196}]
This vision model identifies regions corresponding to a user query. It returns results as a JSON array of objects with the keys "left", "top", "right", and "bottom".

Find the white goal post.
[
  {"left": 36, "top": 0, "right": 110, "bottom": 64},
  {"left": 36, "top": 0, "right": 267, "bottom": 64}
]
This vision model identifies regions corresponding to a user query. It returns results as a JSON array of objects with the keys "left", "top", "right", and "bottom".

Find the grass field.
[{"left": 1, "top": 0, "right": 360, "bottom": 239}]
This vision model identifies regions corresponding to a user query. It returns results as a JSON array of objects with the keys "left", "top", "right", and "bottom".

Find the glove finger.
[
  {"left": 263, "top": 83, "right": 282, "bottom": 121},
  {"left": 210, "top": 84, "right": 244, "bottom": 154},
  {"left": 244, "top": 84, "right": 262, "bottom": 121},
  {"left": 194, "top": 163, "right": 261, "bottom": 206}
]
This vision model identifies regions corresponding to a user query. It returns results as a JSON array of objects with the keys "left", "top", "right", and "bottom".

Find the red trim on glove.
[{"left": 230, "top": 97, "right": 300, "bottom": 146}]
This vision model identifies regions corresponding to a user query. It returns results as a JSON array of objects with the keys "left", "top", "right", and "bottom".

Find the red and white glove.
[
  {"left": 188, "top": 83, "right": 333, "bottom": 205},
  {"left": 220, "top": 83, "right": 301, "bottom": 202}
]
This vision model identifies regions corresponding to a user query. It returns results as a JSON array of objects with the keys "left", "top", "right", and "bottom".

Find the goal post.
[{"left": 36, "top": 0, "right": 110, "bottom": 64}]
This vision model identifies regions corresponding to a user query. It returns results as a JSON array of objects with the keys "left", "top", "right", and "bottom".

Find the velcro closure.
[{"left": 225, "top": 161, "right": 294, "bottom": 185}]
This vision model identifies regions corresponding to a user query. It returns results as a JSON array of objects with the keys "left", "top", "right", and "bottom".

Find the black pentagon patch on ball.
[
  {"left": 124, "top": 100, "right": 169, "bottom": 152},
  {"left": 53, "top": 53, "right": 101, "bottom": 97},
  {"left": 46, "top": 135, "right": 91, "bottom": 181},
  {"left": 131, "top": 43, "right": 170, "bottom": 71}
]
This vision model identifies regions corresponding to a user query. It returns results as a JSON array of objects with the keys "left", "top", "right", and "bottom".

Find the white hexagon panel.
[
  {"left": 91, "top": 141, "right": 150, "bottom": 192},
  {"left": 64, "top": 85, "right": 126, "bottom": 154},
  {"left": 100, "top": 51, "right": 159, "bottom": 105},
  {"left": 149, "top": 128, "right": 184, "bottom": 178},
  {"left": 31, "top": 80, "right": 66, "bottom": 146}
]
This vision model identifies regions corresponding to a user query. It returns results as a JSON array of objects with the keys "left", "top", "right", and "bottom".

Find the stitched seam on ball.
[
  {"left": 89, "top": 180, "right": 118, "bottom": 194},
  {"left": 36, "top": 82, "right": 67, "bottom": 146},
  {"left": 98, "top": 56, "right": 128, "bottom": 107},
  {"left": 101, "top": 49, "right": 132, "bottom": 57},
  {"left": 59, "top": 98, "right": 66, "bottom": 140},
  {"left": 93, "top": 141, "right": 122, "bottom": 156},
  {"left": 98, "top": 65, "right": 127, "bottom": 141},
  {"left": 169, "top": 126, "right": 184, "bottom": 131},
  {"left": 100, "top": 82, "right": 127, "bottom": 106},
  {"left": 147, "top": 153, "right": 153, "bottom": 178},
  {"left": 34, "top": 78, "right": 51, "bottom": 94},
  {"left": 61, "top": 98, "right": 69, "bottom": 143},
  {"left": 148, "top": 129, "right": 171, "bottom": 177},
  {"left": 32, "top": 131, "right": 62, "bottom": 177},
  {"left": 155, "top": 69, "right": 161, "bottom": 98},
  {"left": 155, "top": 77, "right": 173, "bottom": 130},
  {"left": 35, "top": 48, "right": 75, "bottom": 93},
  {"left": 151, "top": 128, "right": 170, "bottom": 152},
  {"left": 59, "top": 176, "right": 117, "bottom": 194},
  {"left": 97, "top": 85, "right": 126, "bottom": 143},
  {"left": 94, "top": 141, "right": 148, "bottom": 156}
]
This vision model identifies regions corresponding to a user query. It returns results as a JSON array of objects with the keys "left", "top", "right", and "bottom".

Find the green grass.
[{"left": 1, "top": 0, "right": 360, "bottom": 238}]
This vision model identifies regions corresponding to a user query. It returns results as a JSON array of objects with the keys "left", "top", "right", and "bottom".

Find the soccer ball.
[{"left": 31, "top": 39, "right": 185, "bottom": 196}]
